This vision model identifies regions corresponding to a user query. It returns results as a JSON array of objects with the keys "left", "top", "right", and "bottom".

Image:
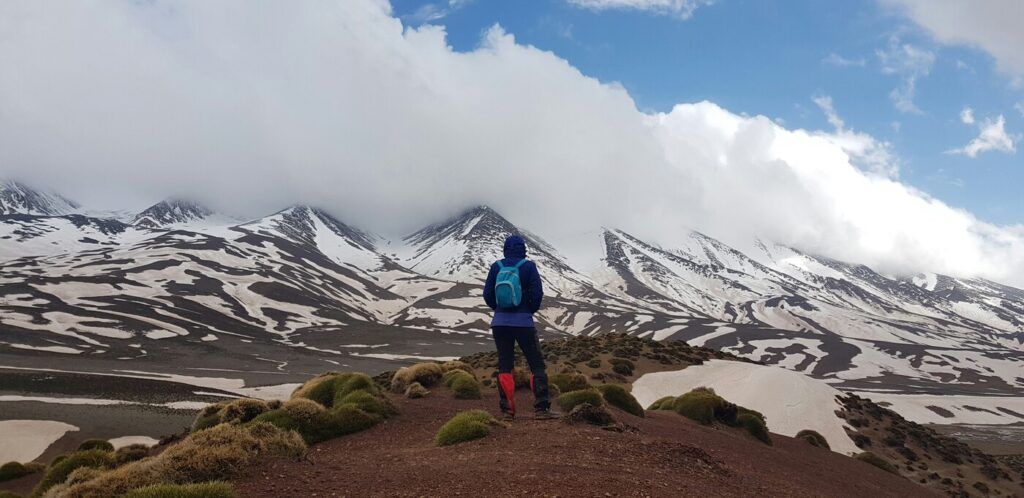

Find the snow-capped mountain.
[
  {"left": 2, "top": 183, "right": 1023, "bottom": 405},
  {"left": 132, "top": 199, "right": 216, "bottom": 228},
  {"left": 0, "top": 179, "right": 79, "bottom": 215}
]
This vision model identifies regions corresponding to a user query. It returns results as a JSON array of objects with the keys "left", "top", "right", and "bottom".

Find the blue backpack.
[{"left": 494, "top": 259, "right": 527, "bottom": 309}]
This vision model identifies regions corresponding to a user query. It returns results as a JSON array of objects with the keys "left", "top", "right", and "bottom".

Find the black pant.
[{"left": 492, "top": 326, "right": 550, "bottom": 412}]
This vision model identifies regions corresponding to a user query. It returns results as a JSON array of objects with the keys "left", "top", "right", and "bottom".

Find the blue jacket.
[{"left": 483, "top": 235, "right": 543, "bottom": 328}]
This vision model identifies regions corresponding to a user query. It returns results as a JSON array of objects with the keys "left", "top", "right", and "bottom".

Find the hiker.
[{"left": 483, "top": 234, "right": 555, "bottom": 420}]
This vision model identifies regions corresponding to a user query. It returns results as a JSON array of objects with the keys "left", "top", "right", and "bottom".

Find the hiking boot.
[
  {"left": 500, "top": 411, "right": 515, "bottom": 422},
  {"left": 533, "top": 409, "right": 560, "bottom": 420}
]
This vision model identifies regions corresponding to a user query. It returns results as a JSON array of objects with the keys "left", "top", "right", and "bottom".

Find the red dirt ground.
[{"left": 234, "top": 389, "right": 937, "bottom": 497}]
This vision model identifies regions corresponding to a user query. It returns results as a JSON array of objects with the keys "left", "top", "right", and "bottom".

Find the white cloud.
[
  {"left": 406, "top": 0, "right": 472, "bottom": 23},
  {"left": 822, "top": 53, "right": 866, "bottom": 67},
  {"left": 812, "top": 96, "right": 900, "bottom": 177},
  {"left": 882, "top": 0, "right": 1024, "bottom": 77},
  {"left": 947, "top": 114, "right": 1018, "bottom": 158},
  {"left": 1016, "top": 101, "right": 1024, "bottom": 117},
  {"left": 566, "top": 0, "right": 714, "bottom": 19},
  {"left": 2, "top": 0, "right": 1024, "bottom": 285},
  {"left": 960, "top": 107, "right": 975, "bottom": 125},
  {"left": 877, "top": 38, "right": 935, "bottom": 114}
]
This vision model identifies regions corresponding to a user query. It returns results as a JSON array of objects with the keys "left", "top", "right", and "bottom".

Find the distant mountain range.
[{"left": 1, "top": 179, "right": 1022, "bottom": 402}]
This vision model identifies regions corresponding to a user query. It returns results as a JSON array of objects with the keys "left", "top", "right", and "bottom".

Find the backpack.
[{"left": 494, "top": 259, "right": 527, "bottom": 309}]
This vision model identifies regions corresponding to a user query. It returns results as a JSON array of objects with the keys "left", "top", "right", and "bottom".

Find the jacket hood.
[{"left": 503, "top": 235, "right": 527, "bottom": 259}]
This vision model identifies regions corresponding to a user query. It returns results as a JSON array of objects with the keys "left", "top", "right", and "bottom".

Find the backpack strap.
[
  {"left": 512, "top": 258, "right": 527, "bottom": 269},
  {"left": 495, "top": 259, "right": 506, "bottom": 269}
]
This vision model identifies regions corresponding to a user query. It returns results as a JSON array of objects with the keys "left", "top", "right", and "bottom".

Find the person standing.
[{"left": 483, "top": 234, "right": 555, "bottom": 420}]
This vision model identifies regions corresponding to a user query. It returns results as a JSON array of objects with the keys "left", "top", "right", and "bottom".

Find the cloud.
[
  {"left": 881, "top": 0, "right": 1024, "bottom": 77},
  {"left": 566, "top": 0, "right": 714, "bottom": 19},
  {"left": 405, "top": 0, "right": 472, "bottom": 23},
  {"left": 1016, "top": 101, "right": 1024, "bottom": 117},
  {"left": 822, "top": 53, "right": 866, "bottom": 67},
  {"left": 2, "top": 0, "right": 1024, "bottom": 285},
  {"left": 876, "top": 37, "right": 935, "bottom": 114},
  {"left": 947, "top": 114, "right": 1019, "bottom": 158},
  {"left": 812, "top": 96, "right": 900, "bottom": 177},
  {"left": 960, "top": 107, "right": 975, "bottom": 125}
]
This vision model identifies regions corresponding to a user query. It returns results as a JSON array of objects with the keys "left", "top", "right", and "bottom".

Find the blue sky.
[{"left": 394, "top": 0, "right": 1023, "bottom": 225}]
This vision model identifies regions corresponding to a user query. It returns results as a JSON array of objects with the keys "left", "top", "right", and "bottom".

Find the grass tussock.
[
  {"left": 595, "top": 384, "right": 644, "bottom": 418},
  {"left": 252, "top": 372, "right": 395, "bottom": 445},
  {"left": 648, "top": 396, "right": 677, "bottom": 410},
  {"left": 439, "top": 360, "right": 473, "bottom": 374},
  {"left": 74, "top": 441, "right": 112, "bottom": 453},
  {"left": 435, "top": 410, "right": 501, "bottom": 446},
  {"left": 549, "top": 373, "right": 589, "bottom": 393},
  {"left": 557, "top": 389, "right": 604, "bottom": 412},
  {"left": 1, "top": 491, "right": 23, "bottom": 498},
  {"left": 192, "top": 398, "right": 272, "bottom": 432},
  {"left": 50, "top": 422, "right": 305, "bottom": 498},
  {"left": 404, "top": 382, "right": 429, "bottom": 399},
  {"left": 442, "top": 370, "right": 482, "bottom": 399},
  {"left": 120, "top": 481, "right": 235, "bottom": 498},
  {"left": 390, "top": 363, "right": 444, "bottom": 393},
  {"left": 662, "top": 388, "right": 771, "bottom": 445},
  {"left": 114, "top": 445, "right": 151, "bottom": 466},
  {"left": 32, "top": 449, "right": 115, "bottom": 497},
  {"left": 796, "top": 429, "right": 830, "bottom": 449},
  {"left": 1, "top": 461, "right": 44, "bottom": 482},
  {"left": 854, "top": 452, "right": 898, "bottom": 475}
]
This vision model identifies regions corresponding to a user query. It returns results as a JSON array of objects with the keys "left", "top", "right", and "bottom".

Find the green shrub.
[
  {"left": 121, "top": 481, "right": 235, "bottom": 498},
  {"left": 737, "top": 413, "right": 772, "bottom": 445},
  {"left": 586, "top": 358, "right": 602, "bottom": 369},
  {"left": 32, "top": 449, "right": 114, "bottom": 496},
  {"left": 557, "top": 389, "right": 604, "bottom": 412},
  {"left": 435, "top": 410, "right": 499, "bottom": 446},
  {"left": 253, "top": 402, "right": 379, "bottom": 445},
  {"left": 76, "top": 439, "right": 114, "bottom": 453},
  {"left": 595, "top": 384, "right": 644, "bottom": 417},
  {"left": 796, "top": 429, "right": 830, "bottom": 449},
  {"left": 1, "top": 461, "right": 43, "bottom": 482},
  {"left": 672, "top": 389, "right": 737, "bottom": 425},
  {"left": 648, "top": 396, "right": 677, "bottom": 410},
  {"left": 609, "top": 358, "right": 635, "bottom": 376},
  {"left": 0, "top": 491, "right": 22, "bottom": 498},
  {"left": 737, "top": 406, "right": 765, "bottom": 424},
  {"left": 549, "top": 373, "right": 589, "bottom": 393},
  {"left": 443, "top": 370, "right": 482, "bottom": 399},
  {"left": 855, "top": 452, "right": 898, "bottom": 475}
]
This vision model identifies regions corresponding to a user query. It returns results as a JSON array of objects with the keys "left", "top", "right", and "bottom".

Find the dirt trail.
[{"left": 234, "top": 389, "right": 936, "bottom": 497}]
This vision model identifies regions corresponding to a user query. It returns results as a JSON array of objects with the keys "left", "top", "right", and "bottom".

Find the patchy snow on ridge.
[
  {"left": 0, "top": 420, "right": 79, "bottom": 462},
  {"left": 631, "top": 360, "right": 860, "bottom": 455}
]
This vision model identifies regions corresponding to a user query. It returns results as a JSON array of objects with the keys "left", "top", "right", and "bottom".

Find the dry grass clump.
[
  {"left": 439, "top": 360, "right": 473, "bottom": 374},
  {"left": 595, "top": 384, "right": 644, "bottom": 418},
  {"left": 796, "top": 429, "right": 830, "bottom": 449},
  {"left": 120, "top": 481, "right": 234, "bottom": 498},
  {"left": 49, "top": 423, "right": 305, "bottom": 498},
  {"left": 404, "top": 382, "right": 429, "bottom": 399},
  {"left": 442, "top": 370, "right": 482, "bottom": 399},
  {"left": 390, "top": 363, "right": 444, "bottom": 393},
  {"left": 191, "top": 398, "right": 272, "bottom": 432},
  {"left": 549, "top": 373, "right": 589, "bottom": 393},
  {"left": 434, "top": 410, "right": 502, "bottom": 446},
  {"left": 1, "top": 461, "right": 44, "bottom": 482}
]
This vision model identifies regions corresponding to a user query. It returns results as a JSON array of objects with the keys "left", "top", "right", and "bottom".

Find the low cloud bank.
[{"left": 1, "top": 0, "right": 1022, "bottom": 284}]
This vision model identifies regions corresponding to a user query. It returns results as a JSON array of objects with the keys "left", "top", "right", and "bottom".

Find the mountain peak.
[
  {"left": 132, "top": 198, "right": 214, "bottom": 228},
  {"left": 0, "top": 179, "right": 80, "bottom": 216}
]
